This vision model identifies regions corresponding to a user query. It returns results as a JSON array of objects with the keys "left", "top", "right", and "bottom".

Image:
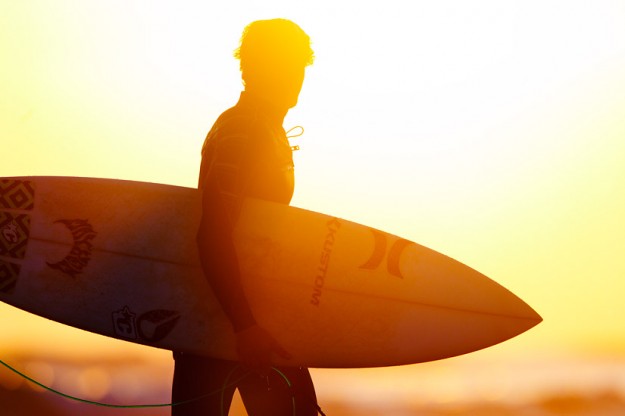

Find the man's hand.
[{"left": 235, "top": 324, "right": 292, "bottom": 375}]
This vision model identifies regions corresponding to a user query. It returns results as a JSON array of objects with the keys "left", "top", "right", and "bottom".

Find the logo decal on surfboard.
[
  {"left": 47, "top": 219, "right": 97, "bottom": 278},
  {"left": 360, "top": 229, "right": 413, "bottom": 279},
  {"left": 310, "top": 218, "right": 342, "bottom": 306},
  {"left": 0, "top": 213, "right": 30, "bottom": 260},
  {"left": 1, "top": 221, "right": 20, "bottom": 245},
  {"left": 0, "top": 180, "right": 35, "bottom": 211},
  {"left": 112, "top": 306, "right": 138, "bottom": 339},
  {"left": 112, "top": 306, "right": 180, "bottom": 344},
  {"left": 137, "top": 309, "right": 181, "bottom": 343}
]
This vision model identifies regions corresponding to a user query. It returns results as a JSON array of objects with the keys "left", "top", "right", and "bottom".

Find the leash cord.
[
  {"left": 0, "top": 358, "right": 244, "bottom": 409},
  {"left": 0, "top": 358, "right": 326, "bottom": 415}
]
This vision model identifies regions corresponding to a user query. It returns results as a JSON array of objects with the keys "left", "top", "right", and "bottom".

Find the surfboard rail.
[{"left": 0, "top": 176, "right": 541, "bottom": 368}]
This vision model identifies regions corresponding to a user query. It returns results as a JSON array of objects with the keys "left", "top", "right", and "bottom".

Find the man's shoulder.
[
  {"left": 211, "top": 104, "right": 267, "bottom": 138},
  {"left": 204, "top": 111, "right": 278, "bottom": 163},
  {"left": 201, "top": 107, "right": 262, "bottom": 161}
]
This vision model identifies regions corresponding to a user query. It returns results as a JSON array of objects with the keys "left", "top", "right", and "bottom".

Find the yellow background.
[{"left": 2, "top": 0, "right": 625, "bottom": 412}]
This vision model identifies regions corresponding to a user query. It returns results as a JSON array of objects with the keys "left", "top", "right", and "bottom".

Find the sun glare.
[{"left": 2, "top": 4, "right": 625, "bottom": 411}]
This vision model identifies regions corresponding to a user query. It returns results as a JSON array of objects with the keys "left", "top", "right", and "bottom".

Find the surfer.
[{"left": 172, "top": 19, "right": 319, "bottom": 415}]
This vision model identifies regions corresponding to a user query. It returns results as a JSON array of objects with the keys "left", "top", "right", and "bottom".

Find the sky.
[{"left": 1, "top": 0, "right": 625, "bottom": 402}]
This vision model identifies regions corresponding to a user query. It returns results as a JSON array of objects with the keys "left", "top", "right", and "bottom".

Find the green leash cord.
[
  {"left": 220, "top": 365, "right": 296, "bottom": 416},
  {"left": 0, "top": 359, "right": 325, "bottom": 415},
  {"left": 0, "top": 358, "right": 246, "bottom": 410}
]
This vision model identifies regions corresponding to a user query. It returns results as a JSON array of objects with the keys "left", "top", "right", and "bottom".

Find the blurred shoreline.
[{"left": 2, "top": 349, "right": 624, "bottom": 415}]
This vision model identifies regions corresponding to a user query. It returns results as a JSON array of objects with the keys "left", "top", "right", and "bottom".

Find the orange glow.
[{"left": 2, "top": 0, "right": 625, "bottom": 414}]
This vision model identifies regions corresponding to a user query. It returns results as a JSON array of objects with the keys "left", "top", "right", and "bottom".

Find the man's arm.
[
  {"left": 196, "top": 173, "right": 256, "bottom": 332},
  {"left": 196, "top": 141, "right": 291, "bottom": 373}
]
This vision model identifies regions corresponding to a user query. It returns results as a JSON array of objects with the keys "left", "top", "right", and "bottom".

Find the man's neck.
[{"left": 243, "top": 88, "right": 291, "bottom": 119}]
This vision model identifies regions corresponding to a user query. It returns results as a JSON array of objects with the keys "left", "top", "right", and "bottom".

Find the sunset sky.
[{"left": 2, "top": 0, "right": 625, "bottom": 410}]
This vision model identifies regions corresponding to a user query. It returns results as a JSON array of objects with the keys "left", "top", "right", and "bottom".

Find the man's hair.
[{"left": 234, "top": 19, "right": 314, "bottom": 86}]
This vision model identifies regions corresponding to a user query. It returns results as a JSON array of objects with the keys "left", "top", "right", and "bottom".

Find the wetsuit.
[{"left": 172, "top": 91, "right": 317, "bottom": 416}]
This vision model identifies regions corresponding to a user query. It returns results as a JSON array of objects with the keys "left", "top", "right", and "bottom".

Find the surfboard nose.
[
  {"left": 487, "top": 279, "right": 543, "bottom": 324},
  {"left": 517, "top": 298, "right": 543, "bottom": 329},
  {"left": 501, "top": 302, "right": 542, "bottom": 352}
]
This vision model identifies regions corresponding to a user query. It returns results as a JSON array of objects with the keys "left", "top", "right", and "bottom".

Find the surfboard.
[{"left": 0, "top": 176, "right": 541, "bottom": 368}]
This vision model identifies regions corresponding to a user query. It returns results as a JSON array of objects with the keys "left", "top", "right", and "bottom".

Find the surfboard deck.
[{"left": 0, "top": 176, "right": 541, "bottom": 368}]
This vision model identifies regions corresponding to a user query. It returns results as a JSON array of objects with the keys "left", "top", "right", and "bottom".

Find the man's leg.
[
  {"left": 238, "top": 366, "right": 318, "bottom": 416},
  {"left": 171, "top": 353, "right": 239, "bottom": 416}
]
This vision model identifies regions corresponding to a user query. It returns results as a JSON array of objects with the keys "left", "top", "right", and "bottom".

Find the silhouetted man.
[{"left": 172, "top": 19, "right": 319, "bottom": 416}]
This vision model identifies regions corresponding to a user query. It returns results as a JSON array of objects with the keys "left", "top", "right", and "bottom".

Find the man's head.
[{"left": 234, "top": 19, "right": 314, "bottom": 109}]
